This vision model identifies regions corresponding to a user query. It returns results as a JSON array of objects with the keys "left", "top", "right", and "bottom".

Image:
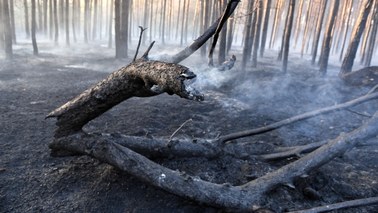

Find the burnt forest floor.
[{"left": 0, "top": 41, "right": 378, "bottom": 213}]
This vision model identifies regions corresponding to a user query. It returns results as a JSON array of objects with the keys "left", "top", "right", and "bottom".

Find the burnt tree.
[
  {"left": 318, "top": 0, "right": 339, "bottom": 74},
  {"left": 2, "top": 0, "right": 12, "bottom": 59},
  {"left": 31, "top": 0, "right": 39, "bottom": 55},
  {"left": 340, "top": 0, "right": 373, "bottom": 76}
]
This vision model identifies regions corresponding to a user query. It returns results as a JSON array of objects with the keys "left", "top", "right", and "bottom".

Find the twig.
[
  {"left": 288, "top": 196, "right": 378, "bottom": 213},
  {"left": 133, "top": 26, "right": 147, "bottom": 62},
  {"left": 219, "top": 91, "right": 378, "bottom": 142},
  {"left": 141, "top": 41, "right": 155, "bottom": 59},
  {"left": 367, "top": 84, "right": 378, "bottom": 94},
  {"left": 259, "top": 141, "right": 328, "bottom": 161},
  {"left": 169, "top": 118, "right": 193, "bottom": 141},
  {"left": 345, "top": 108, "right": 372, "bottom": 117}
]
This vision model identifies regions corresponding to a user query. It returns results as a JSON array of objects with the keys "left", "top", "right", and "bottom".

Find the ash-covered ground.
[{"left": 0, "top": 42, "right": 377, "bottom": 212}]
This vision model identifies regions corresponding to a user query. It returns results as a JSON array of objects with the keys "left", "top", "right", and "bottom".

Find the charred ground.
[{"left": 0, "top": 43, "right": 377, "bottom": 212}]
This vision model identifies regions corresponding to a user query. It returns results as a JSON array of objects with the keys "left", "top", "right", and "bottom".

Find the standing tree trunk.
[
  {"left": 9, "top": 0, "right": 16, "bottom": 44},
  {"left": 218, "top": 0, "right": 228, "bottom": 65},
  {"left": 161, "top": 0, "right": 167, "bottom": 44},
  {"left": 108, "top": 0, "right": 113, "bottom": 48},
  {"left": 115, "top": 0, "right": 120, "bottom": 57},
  {"left": 180, "top": 0, "right": 187, "bottom": 46},
  {"left": 84, "top": 0, "right": 89, "bottom": 43},
  {"left": 65, "top": 0, "right": 70, "bottom": 46},
  {"left": 340, "top": 0, "right": 373, "bottom": 77},
  {"left": 120, "top": 0, "right": 129, "bottom": 58},
  {"left": 339, "top": 0, "right": 354, "bottom": 61},
  {"left": 260, "top": 0, "right": 271, "bottom": 57},
  {"left": 71, "top": 0, "right": 77, "bottom": 42},
  {"left": 252, "top": 0, "right": 263, "bottom": 67},
  {"left": 92, "top": 0, "right": 98, "bottom": 39},
  {"left": 43, "top": 0, "right": 48, "bottom": 35},
  {"left": 31, "top": 0, "right": 39, "bottom": 55},
  {"left": 364, "top": 2, "right": 378, "bottom": 67},
  {"left": 311, "top": 0, "right": 327, "bottom": 65},
  {"left": 318, "top": 0, "right": 339, "bottom": 74},
  {"left": 53, "top": 0, "right": 58, "bottom": 44},
  {"left": 24, "top": 0, "right": 31, "bottom": 38},
  {"left": 3, "top": 0, "right": 12, "bottom": 59},
  {"left": 282, "top": 0, "right": 295, "bottom": 73},
  {"left": 241, "top": 0, "right": 254, "bottom": 71},
  {"left": 49, "top": 0, "right": 53, "bottom": 39},
  {"left": 0, "top": 1, "right": 4, "bottom": 50}
]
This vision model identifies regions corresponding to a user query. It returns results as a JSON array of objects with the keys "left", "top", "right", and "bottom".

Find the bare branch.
[
  {"left": 288, "top": 196, "right": 378, "bottom": 213},
  {"left": 133, "top": 26, "right": 147, "bottom": 61},
  {"left": 219, "top": 91, "right": 378, "bottom": 142},
  {"left": 168, "top": 0, "right": 240, "bottom": 64}
]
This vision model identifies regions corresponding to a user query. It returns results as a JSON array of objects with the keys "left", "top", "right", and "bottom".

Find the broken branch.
[
  {"left": 288, "top": 196, "right": 378, "bottom": 213},
  {"left": 219, "top": 91, "right": 378, "bottom": 142}
]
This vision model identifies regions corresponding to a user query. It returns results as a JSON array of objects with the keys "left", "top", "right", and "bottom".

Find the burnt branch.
[
  {"left": 50, "top": 112, "right": 378, "bottom": 211},
  {"left": 208, "top": 1, "right": 235, "bottom": 66},
  {"left": 167, "top": 0, "right": 240, "bottom": 64},
  {"left": 133, "top": 26, "right": 147, "bottom": 61},
  {"left": 288, "top": 196, "right": 378, "bottom": 213},
  {"left": 46, "top": 59, "right": 203, "bottom": 138},
  {"left": 219, "top": 91, "right": 378, "bottom": 142}
]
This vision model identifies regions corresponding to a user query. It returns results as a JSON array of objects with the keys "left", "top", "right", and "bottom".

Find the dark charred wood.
[
  {"left": 46, "top": 58, "right": 203, "bottom": 138},
  {"left": 167, "top": 0, "right": 240, "bottom": 64},
  {"left": 49, "top": 111, "right": 378, "bottom": 211}
]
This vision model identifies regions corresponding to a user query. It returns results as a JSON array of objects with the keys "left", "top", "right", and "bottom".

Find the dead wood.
[
  {"left": 167, "top": 0, "right": 240, "bottom": 64},
  {"left": 208, "top": 1, "right": 235, "bottom": 67},
  {"left": 341, "top": 66, "right": 378, "bottom": 86},
  {"left": 218, "top": 91, "right": 378, "bottom": 142},
  {"left": 288, "top": 196, "right": 378, "bottom": 213},
  {"left": 46, "top": 58, "right": 203, "bottom": 138},
  {"left": 133, "top": 26, "right": 147, "bottom": 62},
  {"left": 49, "top": 112, "right": 378, "bottom": 211}
]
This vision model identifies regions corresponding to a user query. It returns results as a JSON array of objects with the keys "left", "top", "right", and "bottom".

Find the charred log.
[
  {"left": 341, "top": 66, "right": 378, "bottom": 86},
  {"left": 46, "top": 58, "right": 203, "bottom": 138}
]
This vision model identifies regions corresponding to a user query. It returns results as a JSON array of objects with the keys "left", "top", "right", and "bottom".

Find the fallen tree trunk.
[
  {"left": 46, "top": 57, "right": 203, "bottom": 138},
  {"left": 50, "top": 111, "right": 378, "bottom": 211}
]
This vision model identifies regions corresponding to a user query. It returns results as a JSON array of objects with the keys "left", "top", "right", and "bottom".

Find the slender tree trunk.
[
  {"left": 9, "top": 0, "right": 16, "bottom": 44},
  {"left": 252, "top": 0, "right": 263, "bottom": 67},
  {"left": 37, "top": 0, "right": 43, "bottom": 32},
  {"left": 108, "top": 0, "right": 113, "bottom": 48},
  {"left": 161, "top": 0, "right": 167, "bottom": 44},
  {"left": 0, "top": 1, "right": 4, "bottom": 50},
  {"left": 49, "top": 0, "right": 53, "bottom": 39},
  {"left": 92, "top": 0, "right": 98, "bottom": 39},
  {"left": 84, "top": 0, "right": 89, "bottom": 43},
  {"left": 319, "top": 0, "right": 339, "bottom": 74},
  {"left": 2, "top": 0, "right": 12, "bottom": 58},
  {"left": 340, "top": 0, "right": 373, "bottom": 76},
  {"left": 218, "top": 0, "right": 228, "bottom": 65},
  {"left": 24, "top": 0, "right": 31, "bottom": 38},
  {"left": 115, "top": 0, "right": 120, "bottom": 57},
  {"left": 339, "top": 0, "right": 354, "bottom": 61},
  {"left": 149, "top": 0, "right": 154, "bottom": 43},
  {"left": 31, "top": 0, "right": 39, "bottom": 55},
  {"left": 71, "top": 0, "right": 76, "bottom": 42},
  {"left": 65, "top": 0, "right": 70, "bottom": 46},
  {"left": 300, "top": 1, "right": 313, "bottom": 57},
  {"left": 311, "top": 0, "right": 327, "bottom": 65},
  {"left": 269, "top": 0, "right": 283, "bottom": 49},
  {"left": 59, "top": 0, "right": 64, "bottom": 28},
  {"left": 226, "top": 11, "right": 234, "bottom": 53},
  {"left": 241, "top": 0, "right": 254, "bottom": 71},
  {"left": 293, "top": 0, "right": 304, "bottom": 48},
  {"left": 260, "top": 0, "right": 271, "bottom": 57},
  {"left": 53, "top": 0, "right": 58, "bottom": 44},
  {"left": 43, "top": 0, "right": 48, "bottom": 35},
  {"left": 180, "top": 0, "right": 187, "bottom": 46},
  {"left": 120, "top": 0, "right": 129, "bottom": 58},
  {"left": 143, "top": 0, "right": 148, "bottom": 44},
  {"left": 364, "top": 2, "right": 378, "bottom": 66},
  {"left": 282, "top": 0, "right": 295, "bottom": 73}
]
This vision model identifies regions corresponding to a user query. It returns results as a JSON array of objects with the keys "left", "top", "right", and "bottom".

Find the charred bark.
[
  {"left": 340, "top": 0, "right": 373, "bottom": 77},
  {"left": 46, "top": 57, "right": 203, "bottom": 138}
]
